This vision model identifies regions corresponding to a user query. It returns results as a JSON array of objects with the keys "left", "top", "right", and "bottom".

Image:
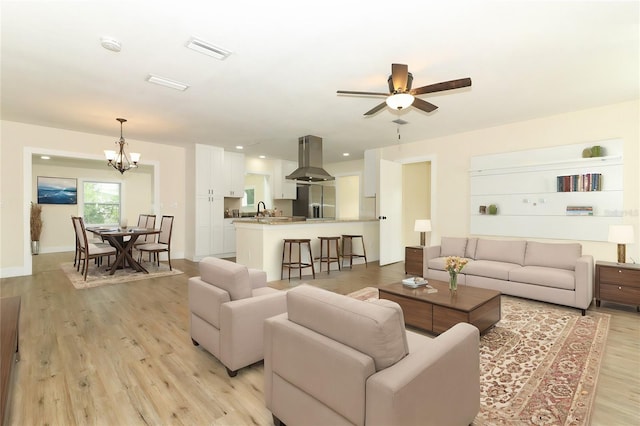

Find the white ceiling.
[{"left": 2, "top": 1, "right": 638, "bottom": 164}]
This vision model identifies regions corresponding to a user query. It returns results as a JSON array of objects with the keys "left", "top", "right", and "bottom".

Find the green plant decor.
[{"left": 488, "top": 204, "right": 498, "bottom": 215}]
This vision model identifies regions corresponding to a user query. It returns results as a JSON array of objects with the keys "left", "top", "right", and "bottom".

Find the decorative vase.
[
  {"left": 449, "top": 272, "right": 458, "bottom": 292},
  {"left": 31, "top": 240, "right": 40, "bottom": 255}
]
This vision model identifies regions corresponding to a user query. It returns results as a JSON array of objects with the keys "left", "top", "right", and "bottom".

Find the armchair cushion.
[
  {"left": 199, "top": 257, "right": 252, "bottom": 300},
  {"left": 287, "top": 284, "right": 408, "bottom": 371}
]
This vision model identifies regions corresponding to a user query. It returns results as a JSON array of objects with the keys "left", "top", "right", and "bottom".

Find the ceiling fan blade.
[
  {"left": 410, "top": 77, "right": 472, "bottom": 96},
  {"left": 337, "top": 90, "right": 389, "bottom": 96},
  {"left": 412, "top": 97, "right": 438, "bottom": 113},
  {"left": 364, "top": 102, "right": 388, "bottom": 116},
  {"left": 390, "top": 63, "right": 409, "bottom": 92}
]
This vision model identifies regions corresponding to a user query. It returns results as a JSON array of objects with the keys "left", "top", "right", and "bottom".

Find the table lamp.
[
  {"left": 414, "top": 219, "right": 432, "bottom": 246},
  {"left": 608, "top": 225, "right": 635, "bottom": 264}
]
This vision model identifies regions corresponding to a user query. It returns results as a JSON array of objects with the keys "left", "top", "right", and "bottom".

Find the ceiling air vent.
[{"left": 186, "top": 37, "right": 232, "bottom": 60}]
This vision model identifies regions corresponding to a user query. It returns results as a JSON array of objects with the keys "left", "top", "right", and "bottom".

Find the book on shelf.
[
  {"left": 556, "top": 173, "right": 602, "bottom": 192},
  {"left": 566, "top": 205, "right": 594, "bottom": 216}
]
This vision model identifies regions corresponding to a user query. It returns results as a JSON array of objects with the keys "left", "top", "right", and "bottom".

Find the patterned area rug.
[
  {"left": 347, "top": 287, "right": 610, "bottom": 426},
  {"left": 60, "top": 261, "right": 182, "bottom": 290}
]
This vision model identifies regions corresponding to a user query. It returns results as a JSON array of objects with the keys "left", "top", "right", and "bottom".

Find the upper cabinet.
[
  {"left": 273, "top": 159, "right": 298, "bottom": 199},
  {"left": 223, "top": 151, "right": 245, "bottom": 198},
  {"left": 196, "top": 144, "right": 224, "bottom": 197}
]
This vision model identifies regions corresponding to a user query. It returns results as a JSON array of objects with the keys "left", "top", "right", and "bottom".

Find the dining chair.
[
  {"left": 71, "top": 216, "right": 117, "bottom": 280},
  {"left": 137, "top": 215, "right": 174, "bottom": 270},
  {"left": 134, "top": 214, "right": 156, "bottom": 248}
]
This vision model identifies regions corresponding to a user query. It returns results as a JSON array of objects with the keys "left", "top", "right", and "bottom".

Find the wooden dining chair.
[
  {"left": 71, "top": 216, "right": 117, "bottom": 280},
  {"left": 134, "top": 214, "right": 157, "bottom": 248},
  {"left": 137, "top": 215, "right": 174, "bottom": 270}
]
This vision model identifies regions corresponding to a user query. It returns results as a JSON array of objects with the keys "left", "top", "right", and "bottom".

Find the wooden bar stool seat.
[
  {"left": 317, "top": 236, "right": 341, "bottom": 274},
  {"left": 281, "top": 239, "right": 316, "bottom": 280},
  {"left": 341, "top": 234, "right": 368, "bottom": 269}
]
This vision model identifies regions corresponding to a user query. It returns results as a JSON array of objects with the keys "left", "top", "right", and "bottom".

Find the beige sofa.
[
  {"left": 188, "top": 257, "right": 287, "bottom": 376},
  {"left": 264, "top": 284, "right": 480, "bottom": 426},
  {"left": 425, "top": 237, "right": 593, "bottom": 314}
]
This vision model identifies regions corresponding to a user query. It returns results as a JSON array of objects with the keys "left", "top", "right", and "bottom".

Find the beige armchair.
[
  {"left": 264, "top": 284, "right": 480, "bottom": 426},
  {"left": 188, "top": 257, "right": 286, "bottom": 377}
]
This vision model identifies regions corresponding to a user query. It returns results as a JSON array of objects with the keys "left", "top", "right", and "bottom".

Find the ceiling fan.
[{"left": 337, "top": 63, "right": 471, "bottom": 116}]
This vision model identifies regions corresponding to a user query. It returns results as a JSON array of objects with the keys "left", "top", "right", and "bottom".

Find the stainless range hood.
[{"left": 286, "top": 135, "right": 335, "bottom": 182}]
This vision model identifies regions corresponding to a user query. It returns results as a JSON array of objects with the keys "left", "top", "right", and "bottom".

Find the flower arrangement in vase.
[
  {"left": 30, "top": 202, "right": 43, "bottom": 255},
  {"left": 444, "top": 256, "right": 468, "bottom": 292}
]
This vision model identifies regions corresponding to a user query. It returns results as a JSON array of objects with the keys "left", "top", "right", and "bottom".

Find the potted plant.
[{"left": 30, "top": 202, "right": 43, "bottom": 255}]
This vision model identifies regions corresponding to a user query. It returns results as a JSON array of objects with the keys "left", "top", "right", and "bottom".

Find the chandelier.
[{"left": 104, "top": 118, "right": 140, "bottom": 174}]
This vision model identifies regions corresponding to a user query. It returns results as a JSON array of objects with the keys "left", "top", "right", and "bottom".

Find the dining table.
[{"left": 86, "top": 227, "right": 160, "bottom": 275}]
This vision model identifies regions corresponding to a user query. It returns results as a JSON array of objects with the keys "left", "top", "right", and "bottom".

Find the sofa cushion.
[
  {"left": 462, "top": 260, "right": 522, "bottom": 280},
  {"left": 475, "top": 239, "right": 527, "bottom": 265},
  {"left": 427, "top": 257, "right": 448, "bottom": 271},
  {"left": 524, "top": 242, "right": 582, "bottom": 271},
  {"left": 509, "top": 266, "right": 576, "bottom": 290},
  {"left": 440, "top": 237, "right": 468, "bottom": 258},
  {"left": 287, "top": 284, "right": 408, "bottom": 371},
  {"left": 465, "top": 238, "right": 479, "bottom": 259},
  {"left": 199, "top": 257, "right": 252, "bottom": 300}
]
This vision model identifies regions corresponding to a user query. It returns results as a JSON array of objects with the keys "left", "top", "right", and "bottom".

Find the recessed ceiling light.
[
  {"left": 186, "top": 37, "right": 232, "bottom": 60},
  {"left": 342, "top": 153, "right": 350, "bottom": 157},
  {"left": 40, "top": 155, "right": 50, "bottom": 160},
  {"left": 259, "top": 155, "right": 266, "bottom": 159},
  {"left": 146, "top": 74, "right": 189, "bottom": 91},
  {"left": 235, "top": 145, "right": 243, "bottom": 150},
  {"left": 101, "top": 37, "right": 121, "bottom": 52}
]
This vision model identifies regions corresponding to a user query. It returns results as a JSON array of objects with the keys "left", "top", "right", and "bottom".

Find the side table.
[
  {"left": 405, "top": 246, "right": 424, "bottom": 276},
  {"left": 595, "top": 260, "right": 640, "bottom": 311}
]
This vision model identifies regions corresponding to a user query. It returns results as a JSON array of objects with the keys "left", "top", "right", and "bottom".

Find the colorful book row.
[
  {"left": 566, "top": 206, "right": 594, "bottom": 216},
  {"left": 556, "top": 173, "right": 602, "bottom": 192}
]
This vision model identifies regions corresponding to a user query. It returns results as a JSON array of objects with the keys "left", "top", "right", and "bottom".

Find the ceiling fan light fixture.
[{"left": 386, "top": 93, "right": 414, "bottom": 110}]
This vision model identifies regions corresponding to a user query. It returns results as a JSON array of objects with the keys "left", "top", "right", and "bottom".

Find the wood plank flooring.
[{"left": 0, "top": 253, "right": 638, "bottom": 425}]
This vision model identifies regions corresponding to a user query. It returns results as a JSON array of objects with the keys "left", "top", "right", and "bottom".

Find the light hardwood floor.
[{"left": 0, "top": 253, "right": 638, "bottom": 425}]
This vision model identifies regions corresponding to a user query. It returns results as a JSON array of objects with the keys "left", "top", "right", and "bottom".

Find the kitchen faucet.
[{"left": 257, "top": 201, "right": 266, "bottom": 217}]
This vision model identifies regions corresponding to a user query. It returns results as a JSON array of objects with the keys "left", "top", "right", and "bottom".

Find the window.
[{"left": 83, "top": 181, "right": 121, "bottom": 226}]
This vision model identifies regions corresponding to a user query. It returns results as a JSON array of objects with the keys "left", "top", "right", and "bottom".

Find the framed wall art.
[{"left": 37, "top": 176, "right": 77, "bottom": 205}]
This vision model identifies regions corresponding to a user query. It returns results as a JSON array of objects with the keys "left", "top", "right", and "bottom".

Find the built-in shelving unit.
[{"left": 469, "top": 139, "right": 623, "bottom": 241}]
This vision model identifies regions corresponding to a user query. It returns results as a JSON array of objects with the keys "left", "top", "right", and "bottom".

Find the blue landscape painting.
[{"left": 37, "top": 176, "right": 77, "bottom": 204}]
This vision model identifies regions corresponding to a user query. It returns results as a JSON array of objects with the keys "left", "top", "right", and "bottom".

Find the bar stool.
[
  {"left": 317, "top": 236, "right": 341, "bottom": 274},
  {"left": 341, "top": 234, "right": 368, "bottom": 269},
  {"left": 281, "top": 239, "right": 316, "bottom": 280}
]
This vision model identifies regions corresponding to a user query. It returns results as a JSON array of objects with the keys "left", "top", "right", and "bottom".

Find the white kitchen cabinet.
[
  {"left": 273, "top": 159, "right": 298, "bottom": 199},
  {"left": 195, "top": 144, "right": 225, "bottom": 259},
  {"left": 223, "top": 151, "right": 245, "bottom": 197},
  {"left": 223, "top": 218, "right": 236, "bottom": 254}
]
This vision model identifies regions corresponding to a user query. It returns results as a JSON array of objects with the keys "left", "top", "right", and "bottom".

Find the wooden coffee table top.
[{"left": 379, "top": 280, "right": 501, "bottom": 312}]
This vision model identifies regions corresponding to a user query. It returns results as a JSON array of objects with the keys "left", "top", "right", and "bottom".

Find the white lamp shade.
[
  {"left": 130, "top": 152, "right": 141, "bottom": 163},
  {"left": 608, "top": 225, "right": 635, "bottom": 243},
  {"left": 104, "top": 150, "right": 116, "bottom": 161},
  {"left": 414, "top": 219, "right": 432, "bottom": 232},
  {"left": 386, "top": 93, "right": 414, "bottom": 110}
]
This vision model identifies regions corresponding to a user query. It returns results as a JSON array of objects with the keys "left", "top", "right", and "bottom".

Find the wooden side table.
[
  {"left": 405, "top": 246, "right": 424, "bottom": 276},
  {"left": 595, "top": 260, "right": 640, "bottom": 311}
]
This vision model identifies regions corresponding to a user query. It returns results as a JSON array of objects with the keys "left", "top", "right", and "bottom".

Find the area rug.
[
  {"left": 347, "top": 287, "right": 610, "bottom": 426},
  {"left": 60, "top": 261, "right": 183, "bottom": 290}
]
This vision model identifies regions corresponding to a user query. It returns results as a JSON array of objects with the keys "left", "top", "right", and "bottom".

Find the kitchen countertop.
[{"left": 233, "top": 217, "right": 379, "bottom": 225}]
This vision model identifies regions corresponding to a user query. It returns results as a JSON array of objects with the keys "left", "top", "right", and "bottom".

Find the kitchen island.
[{"left": 234, "top": 218, "right": 379, "bottom": 281}]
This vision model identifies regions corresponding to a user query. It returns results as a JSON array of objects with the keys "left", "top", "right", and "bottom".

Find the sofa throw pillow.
[
  {"left": 465, "top": 238, "right": 478, "bottom": 259},
  {"left": 440, "top": 237, "right": 468, "bottom": 258},
  {"left": 199, "top": 257, "right": 252, "bottom": 300},
  {"left": 475, "top": 239, "right": 527, "bottom": 265},
  {"left": 524, "top": 241, "right": 582, "bottom": 271},
  {"left": 287, "top": 284, "right": 408, "bottom": 371}
]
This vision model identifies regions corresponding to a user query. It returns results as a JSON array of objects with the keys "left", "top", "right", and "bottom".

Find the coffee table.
[{"left": 379, "top": 280, "right": 501, "bottom": 334}]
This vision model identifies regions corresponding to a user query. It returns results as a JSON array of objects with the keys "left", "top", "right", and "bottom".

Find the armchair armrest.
[
  {"left": 219, "top": 290, "right": 287, "bottom": 371},
  {"left": 366, "top": 323, "right": 480, "bottom": 426},
  {"left": 574, "top": 255, "right": 594, "bottom": 310},
  {"left": 188, "top": 276, "right": 231, "bottom": 329},
  {"left": 424, "top": 245, "right": 442, "bottom": 278},
  {"left": 248, "top": 268, "right": 267, "bottom": 289}
]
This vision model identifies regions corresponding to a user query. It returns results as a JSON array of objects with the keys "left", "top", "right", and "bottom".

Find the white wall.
[
  {"left": 1, "top": 121, "right": 186, "bottom": 277},
  {"left": 381, "top": 100, "right": 640, "bottom": 263}
]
